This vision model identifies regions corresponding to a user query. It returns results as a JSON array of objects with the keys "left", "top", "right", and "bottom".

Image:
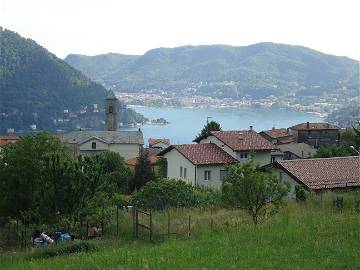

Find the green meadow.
[{"left": 1, "top": 196, "right": 360, "bottom": 270}]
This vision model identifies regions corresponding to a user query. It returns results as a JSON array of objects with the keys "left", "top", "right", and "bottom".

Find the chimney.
[
  {"left": 306, "top": 122, "right": 310, "bottom": 129},
  {"left": 249, "top": 125, "right": 253, "bottom": 131}
]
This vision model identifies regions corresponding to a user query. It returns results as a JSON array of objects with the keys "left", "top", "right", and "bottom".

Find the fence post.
[
  {"left": 149, "top": 210, "right": 153, "bottom": 241},
  {"left": 188, "top": 215, "right": 191, "bottom": 237},
  {"left": 135, "top": 209, "right": 139, "bottom": 238}
]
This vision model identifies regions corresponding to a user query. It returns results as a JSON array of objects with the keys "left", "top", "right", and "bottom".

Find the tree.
[
  {"left": 156, "top": 157, "right": 167, "bottom": 179},
  {"left": 222, "top": 161, "right": 289, "bottom": 226},
  {"left": 314, "top": 144, "right": 352, "bottom": 158},
  {"left": 133, "top": 149, "right": 156, "bottom": 190},
  {"left": 0, "top": 132, "right": 67, "bottom": 221},
  {"left": 194, "top": 120, "right": 222, "bottom": 141}
]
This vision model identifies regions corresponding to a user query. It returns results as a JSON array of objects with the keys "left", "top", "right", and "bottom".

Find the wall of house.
[
  {"left": 199, "top": 136, "right": 237, "bottom": 158},
  {"left": 273, "top": 168, "right": 300, "bottom": 198},
  {"left": 296, "top": 130, "right": 339, "bottom": 148},
  {"left": 253, "top": 151, "right": 272, "bottom": 167},
  {"left": 79, "top": 140, "right": 109, "bottom": 151},
  {"left": 196, "top": 165, "right": 227, "bottom": 189},
  {"left": 108, "top": 144, "right": 142, "bottom": 160},
  {"left": 163, "top": 149, "right": 196, "bottom": 185}
]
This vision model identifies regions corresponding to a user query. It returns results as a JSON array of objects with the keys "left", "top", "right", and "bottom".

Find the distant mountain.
[
  {"left": 0, "top": 28, "right": 145, "bottom": 133},
  {"left": 65, "top": 43, "right": 359, "bottom": 99}
]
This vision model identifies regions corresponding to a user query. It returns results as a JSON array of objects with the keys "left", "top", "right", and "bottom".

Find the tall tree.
[
  {"left": 222, "top": 161, "right": 289, "bottom": 226},
  {"left": 133, "top": 149, "right": 156, "bottom": 190},
  {"left": 194, "top": 120, "right": 222, "bottom": 141}
]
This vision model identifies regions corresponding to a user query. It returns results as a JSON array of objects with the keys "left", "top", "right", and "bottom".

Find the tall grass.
[{"left": 1, "top": 192, "right": 360, "bottom": 269}]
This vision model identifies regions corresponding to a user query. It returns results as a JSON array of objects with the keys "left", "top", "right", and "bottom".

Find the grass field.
[{"left": 1, "top": 197, "right": 360, "bottom": 269}]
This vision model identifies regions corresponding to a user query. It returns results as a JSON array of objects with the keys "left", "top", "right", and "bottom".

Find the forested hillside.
[
  {"left": 0, "top": 28, "right": 145, "bottom": 133},
  {"left": 65, "top": 43, "right": 359, "bottom": 98}
]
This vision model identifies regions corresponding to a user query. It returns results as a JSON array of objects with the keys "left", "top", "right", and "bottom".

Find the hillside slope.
[
  {"left": 65, "top": 43, "right": 359, "bottom": 98},
  {"left": 0, "top": 28, "right": 145, "bottom": 133}
]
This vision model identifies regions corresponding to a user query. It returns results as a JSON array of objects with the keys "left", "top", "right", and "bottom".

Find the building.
[
  {"left": 278, "top": 143, "right": 317, "bottom": 160},
  {"left": 271, "top": 156, "right": 360, "bottom": 197},
  {"left": 62, "top": 130, "right": 143, "bottom": 159},
  {"left": 194, "top": 128, "right": 277, "bottom": 167},
  {"left": 148, "top": 138, "right": 170, "bottom": 149},
  {"left": 259, "top": 128, "right": 294, "bottom": 145},
  {"left": 62, "top": 90, "right": 144, "bottom": 159},
  {"left": 105, "top": 90, "right": 118, "bottom": 131},
  {"left": 289, "top": 122, "right": 340, "bottom": 148},
  {"left": 159, "top": 143, "right": 238, "bottom": 189}
]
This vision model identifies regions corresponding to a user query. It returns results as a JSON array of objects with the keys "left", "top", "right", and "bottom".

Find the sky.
[{"left": 1, "top": 0, "right": 360, "bottom": 60}]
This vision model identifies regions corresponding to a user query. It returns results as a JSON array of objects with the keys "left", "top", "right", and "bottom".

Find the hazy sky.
[{"left": 1, "top": 0, "right": 359, "bottom": 60}]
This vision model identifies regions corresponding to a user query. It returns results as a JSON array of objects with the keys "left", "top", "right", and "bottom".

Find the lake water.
[{"left": 123, "top": 106, "right": 323, "bottom": 145}]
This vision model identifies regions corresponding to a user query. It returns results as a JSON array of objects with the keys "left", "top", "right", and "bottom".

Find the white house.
[
  {"left": 62, "top": 130, "right": 144, "bottom": 160},
  {"left": 193, "top": 129, "right": 277, "bottom": 166},
  {"left": 271, "top": 156, "right": 360, "bottom": 197},
  {"left": 158, "top": 143, "right": 238, "bottom": 189}
]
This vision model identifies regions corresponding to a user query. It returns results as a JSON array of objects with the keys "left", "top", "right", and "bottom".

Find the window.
[
  {"left": 220, "top": 170, "right": 227, "bottom": 180},
  {"left": 204, "top": 170, "right": 211, "bottom": 181},
  {"left": 240, "top": 153, "right": 248, "bottom": 159},
  {"left": 271, "top": 156, "right": 276, "bottom": 163},
  {"left": 109, "top": 106, "right": 113, "bottom": 113},
  {"left": 92, "top": 142, "right": 96, "bottom": 149},
  {"left": 183, "top": 167, "right": 187, "bottom": 178},
  {"left": 180, "top": 166, "right": 183, "bottom": 178}
]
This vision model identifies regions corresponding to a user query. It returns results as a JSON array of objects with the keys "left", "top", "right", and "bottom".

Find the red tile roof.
[
  {"left": 275, "top": 156, "right": 360, "bottom": 190},
  {"left": 261, "top": 128, "right": 293, "bottom": 139},
  {"left": 209, "top": 130, "right": 277, "bottom": 151},
  {"left": 159, "top": 143, "right": 239, "bottom": 165},
  {"left": 125, "top": 156, "right": 159, "bottom": 166},
  {"left": 290, "top": 122, "right": 339, "bottom": 130},
  {"left": 148, "top": 138, "right": 170, "bottom": 147}
]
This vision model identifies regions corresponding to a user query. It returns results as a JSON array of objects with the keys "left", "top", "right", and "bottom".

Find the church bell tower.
[{"left": 105, "top": 90, "right": 118, "bottom": 131}]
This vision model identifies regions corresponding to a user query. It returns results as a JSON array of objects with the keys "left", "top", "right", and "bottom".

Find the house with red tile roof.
[
  {"left": 289, "top": 122, "right": 340, "bottom": 148},
  {"left": 193, "top": 129, "right": 277, "bottom": 167},
  {"left": 271, "top": 156, "right": 360, "bottom": 197},
  {"left": 158, "top": 143, "right": 238, "bottom": 189},
  {"left": 259, "top": 128, "right": 294, "bottom": 145}
]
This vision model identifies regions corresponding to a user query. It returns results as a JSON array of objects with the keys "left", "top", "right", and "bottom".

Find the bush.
[
  {"left": 295, "top": 186, "right": 308, "bottom": 202},
  {"left": 132, "top": 179, "right": 197, "bottom": 210},
  {"left": 194, "top": 187, "right": 222, "bottom": 208},
  {"left": 30, "top": 241, "right": 97, "bottom": 259}
]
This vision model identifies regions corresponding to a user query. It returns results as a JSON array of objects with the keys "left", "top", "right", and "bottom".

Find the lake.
[{"left": 123, "top": 106, "right": 323, "bottom": 145}]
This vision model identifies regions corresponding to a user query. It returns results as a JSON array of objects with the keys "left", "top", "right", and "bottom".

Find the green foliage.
[
  {"left": 155, "top": 157, "right": 167, "bottom": 179},
  {"left": 193, "top": 187, "right": 222, "bottom": 208},
  {"left": 295, "top": 186, "right": 308, "bottom": 202},
  {"left": 133, "top": 149, "right": 156, "bottom": 190},
  {"left": 30, "top": 241, "right": 97, "bottom": 259},
  {"left": 314, "top": 144, "right": 352, "bottom": 158},
  {"left": 0, "top": 28, "right": 107, "bottom": 132},
  {"left": 222, "top": 161, "right": 290, "bottom": 225},
  {"left": 132, "top": 180, "right": 197, "bottom": 210},
  {"left": 0, "top": 133, "right": 132, "bottom": 228},
  {"left": 194, "top": 120, "right": 222, "bottom": 141}
]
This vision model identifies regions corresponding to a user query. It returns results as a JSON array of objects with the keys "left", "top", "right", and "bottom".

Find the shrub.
[
  {"left": 295, "top": 185, "right": 308, "bottom": 202},
  {"left": 194, "top": 187, "right": 222, "bottom": 208},
  {"left": 30, "top": 241, "right": 97, "bottom": 259},
  {"left": 132, "top": 179, "right": 197, "bottom": 210}
]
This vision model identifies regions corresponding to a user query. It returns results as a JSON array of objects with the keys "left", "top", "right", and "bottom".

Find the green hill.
[
  {"left": 65, "top": 43, "right": 359, "bottom": 98},
  {"left": 0, "top": 28, "right": 145, "bottom": 133}
]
